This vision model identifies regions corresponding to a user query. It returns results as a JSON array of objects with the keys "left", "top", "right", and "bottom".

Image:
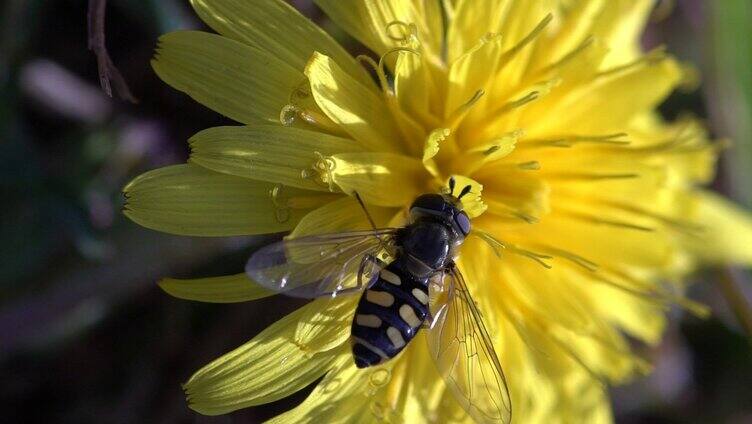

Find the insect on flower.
[{"left": 246, "top": 177, "right": 512, "bottom": 423}]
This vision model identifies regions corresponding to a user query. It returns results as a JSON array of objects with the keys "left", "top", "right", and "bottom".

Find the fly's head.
[{"left": 409, "top": 178, "right": 471, "bottom": 244}]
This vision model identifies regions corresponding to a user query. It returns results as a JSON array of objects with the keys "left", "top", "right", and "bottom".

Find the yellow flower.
[{"left": 124, "top": 0, "right": 752, "bottom": 422}]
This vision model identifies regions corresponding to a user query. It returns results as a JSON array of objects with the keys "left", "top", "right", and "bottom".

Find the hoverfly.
[{"left": 246, "top": 177, "right": 512, "bottom": 423}]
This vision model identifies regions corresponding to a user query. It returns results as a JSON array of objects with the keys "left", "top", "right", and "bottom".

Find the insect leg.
[
  {"left": 345, "top": 254, "right": 387, "bottom": 295},
  {"left": 333, "top": 286, "right": 365, "bottom": 295},
  {"left": 352, "top": 190, "right": 397, "bottom": 258},
  {"left": 422, "top": 270, "right": 451, "bottom": 330},
  {"left": 353, "top": 191, "right": 377, "bottom": 231},
  {"left": 422, "top": 313, "right": 434, "bottom": 329}
]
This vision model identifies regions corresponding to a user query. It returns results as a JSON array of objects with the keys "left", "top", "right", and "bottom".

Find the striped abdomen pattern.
[{"left": 350, "top": 259, "right": 429, "bottom": 368}]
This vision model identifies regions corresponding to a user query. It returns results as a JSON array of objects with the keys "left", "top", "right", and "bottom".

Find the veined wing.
[
  {"left": 426, "top": 266, "right": 512, "bottom": 424},
  {"left": 245, "top": 228, "right": 398, "bottom": 299}
]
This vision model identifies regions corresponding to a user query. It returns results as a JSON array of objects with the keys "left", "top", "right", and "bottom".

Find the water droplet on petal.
[
  {"left": 323, "top": 378, "right": 341, "bottom": 394},
  {"left": 279, "top": 105, "right": 298, "bottom": 126}
]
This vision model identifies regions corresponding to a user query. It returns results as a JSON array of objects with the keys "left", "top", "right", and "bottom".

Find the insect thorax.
[{"left": 398, "top": 219, "right": 459, "bottom": 279}]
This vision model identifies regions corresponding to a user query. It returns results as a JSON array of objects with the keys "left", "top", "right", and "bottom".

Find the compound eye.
[
  {"left": 410, "top": 194, "right": 445, "bottom": 212},
  {"left": 455, "top": 211, "right": 471, "bottom": 235}
]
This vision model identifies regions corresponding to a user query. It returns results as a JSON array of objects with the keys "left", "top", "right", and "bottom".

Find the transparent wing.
[
  {"left": 426, "top": 266, "right": 512, "bottom": 424},
  {"left": 245, "top": 228, "right": 398, "bottom": 299}
]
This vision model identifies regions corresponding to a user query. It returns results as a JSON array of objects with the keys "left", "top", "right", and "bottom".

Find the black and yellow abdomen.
[{"left": 350, "top": 258, "right": 429, "bottom": 368}]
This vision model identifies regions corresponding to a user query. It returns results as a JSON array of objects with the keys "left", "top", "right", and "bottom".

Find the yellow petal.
[
  {"left": 268, "top": 354, "right": 398, "bottom": 424},
  {"left": 445, "top": 34, "right": 503, "bottom": 119},
  {"left": 586, "top": 275, "right": 667, "bottom": 344},
  {"left": 313, "top": 0, "right": 388, "bottom": 55},
  {"left": 446, "top": 0, "right": 551, "bottom": 63},
  {"left": 294, "top": 297, "right": 359, "bottom": 354},
  {"left": 465, "top": 243, "right": 650, "bottom": 380},
  {"left": 554, "top": 35, "right": 611, "bottom": 85},
  {"left": 305, "top": 52, "right": 402, "bottom": 152},
  {"left": 159, "top": 273, "right": 273, "bottom": 303},
  {"left": 485, "top": 1, "right": 552, "bottom": 79},
  {"left": 453, "top": 130, "right": 521, "bottom": 175},
  {"left": 413, "top": 0, "right": 445, "bottom": 56},
  {"left": 445, "top": 0, "right": 505, "bottom": 62},
  {"left": 124, "top": 164, "right": 325, "bottom": 236},
  {"left": 590, "top": 0, "right": 654, "bottom": 68},
  {"left": 184, "top": 304, "right": 344, "bottom": 415},
  {"left": 531, "top": 0, "right": 606, "bottom": 66},
  {"left": 685, "top": 190, "right": 752, "bottom": 265},
  {"left": 328, "top": 152, "right": 429, "bottom": 207},
  {"left": 479, "top": 167, "right": 549, "bottom": 223},
  {"left": 382, "top": 335, "right": 453, "bottom": 421},
  {"left": 189, "top": 125, "right": 361, "bottom": 191},
  {"left": 447, "top": 0, "right": 553, "bottom": 63},
  {"left": 458, "top": 244, "right": 621, "bottom": 423},
  {"left": 314, "top": 0, "right": 444, "bottom": 59},
  {"left": 483, "top": 210, "right": 677, "bottom": 270},
  {"left": 189, "top": 0, "right": 371, "bottom": 86},
  {"left": 394, "top": 45, "right": 445, "bottom": 129},
  {"left": 524, "top": 56, "right": 682, "bottom": 136},
  {"left": 152, "top": 31, "right": 301, "bottom": 124},
  {"left": 291, "top": 196, "right": 396, "bottom": 238}
]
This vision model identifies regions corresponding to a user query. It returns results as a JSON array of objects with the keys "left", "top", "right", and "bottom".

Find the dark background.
[{"left": 1, "top": 1, "right": 751, "bottom": 423}]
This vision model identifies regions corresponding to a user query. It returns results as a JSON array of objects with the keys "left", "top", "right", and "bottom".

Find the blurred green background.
[{"left": 1, "top": 1, "right": 751, "bottom": 423}]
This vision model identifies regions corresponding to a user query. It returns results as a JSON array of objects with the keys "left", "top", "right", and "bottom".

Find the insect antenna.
[
  {"left": 448, "top": 176, "right": 456, "bottom": 195},
  {"left": 457, "top": 184, "right": 472, "bottom": 199},
  {"left": 353, "top": 191, "right": 378, "bottom": 230}
]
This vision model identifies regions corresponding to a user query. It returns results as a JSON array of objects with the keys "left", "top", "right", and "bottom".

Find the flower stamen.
[
  {"left": 541, "top": 36, "right": 596, "bottom": 73},
  {"left": 523, "top": 133, "right": 631, "bottom": 149},
  {"left": 536, "top": 246, "right": 599, "bottom": 272},
  {"left": 357, "top": 47, "right": 420, "bottom": 96},
  {"left": 498, "top": 91, "right": 540, "bottom": 113},
  {"left": 472, "top": 230, "right": 553, "bottom": 269},
  {"left": 301, "top": 151, "right": 337, "bottom": 192},
  {"left": 472, "top": 229, "right": 507, "bottom": 258},
  {"left": 517, "top": 161, "right": 541, "bottom": 170},
  {"left": 385, "top": 20, "right": 418, "bottom": 44},
  {"left": 505, "top": 13, "right": 554, "bottom": 58},
  {"left": 485, "top": 201, "right": 541, "bottom": 224},
  {"left": 593, "top": 271, "right": 710, "bottom": 317},
  {"left": 446, "top": 89, "right": 485, "bottom": 132},
  {"left": 454, "top": 130, "right": 522, "bottom": 175},
  {"left": 559, "top": 208, "right": 656, "bottom": 233},
  {"left": 546, "top": 172, "right": 640, "bottom": 181},
  {"left": 509, "top": 245, "right": 553, "bottom": 269},
  {"left": 596, "top": 46, "right": 668, "bottom": 79},
  {"left": 556, "top": 187, "right": 707, "bottom": 236}
]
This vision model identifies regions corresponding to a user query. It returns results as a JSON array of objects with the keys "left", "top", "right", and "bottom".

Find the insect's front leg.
[
  {"left": 347, "top": 254, "right": 388, "bottom": 294},
  {"left": 422, "top": 269, "right": 450, "bottom": 329},
  {"left": 422, "top": 314, "right": 435, "bottom": 329},
  {"left": 330, "top": 255, "right": 380, "bottom": 296},
  {"left": 427, "top": 268, "right": 448, "bottom": 293}
]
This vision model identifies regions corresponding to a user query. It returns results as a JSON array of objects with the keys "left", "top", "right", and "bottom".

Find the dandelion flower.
[{"left": 124, "top": 0, "right": 752, "bottom": 422}]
